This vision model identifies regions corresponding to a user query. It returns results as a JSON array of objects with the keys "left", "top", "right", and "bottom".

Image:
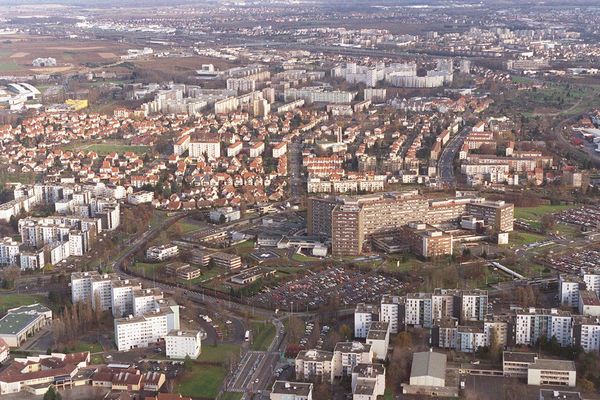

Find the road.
[
  {"left": 438, "top": 124, "right": 471, "bottom": 185},
  {"left": 288, "top": 140, "right": 303, "bottom": 201}
]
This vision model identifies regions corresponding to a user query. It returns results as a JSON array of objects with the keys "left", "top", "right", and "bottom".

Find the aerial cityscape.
[{"left": 2, "top": 0, "right": 600, "bottom": 399}]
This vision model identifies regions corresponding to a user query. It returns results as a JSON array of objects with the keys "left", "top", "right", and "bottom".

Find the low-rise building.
[
  {"left": 271, "top": 381, "right": 313, "bottom": 400},
  {"left": 165, "top": 262, "right": 202, "bottom": 281},
  {"left": 146, "top": 244, "right": 179, "bottom": 261},
  {"left": 503, "top": 351, "right": 538, "bottom": 378},
  {"left": 354, "top": 303, "right": 379, "bottom": 339},
  {"left": 210, "top": 252, "right": 242, "bottom": 271},
  {"left": 0, "top": 304, "right": 53, "bottom": 347},
  {"left": 0, "top": 352, "right": 89, "bottom": 395},
  {"left": 527, "top": 359, "right": 576, "bottom": 387}
]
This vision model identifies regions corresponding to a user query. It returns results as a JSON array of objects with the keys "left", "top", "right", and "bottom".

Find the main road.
[{"left": 438, "top": 125, "right": 471, "bottom": 185}]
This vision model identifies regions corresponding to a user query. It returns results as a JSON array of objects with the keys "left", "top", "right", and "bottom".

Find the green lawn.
[
  {"left": 130, "top": 262, "right": 163, "bottom": 278},
  {"left": 198, "top": 343, "right": 240, "bottom": 363},
  {"left": 291, "top": 252, "right": 320, "bottom": 262},
  {"left": 69, "top": 342, "right": 103, "bottom": 353},
  {"left": 250, "top": 321, "right": 276, "bottom": 351},
  {"left": 91, "top": 354, "right": 104, "bottom": 365},
  {"left": 63, "top": 142, "right": 150, "bottom": 155},
  {"left": 174, "top": 220, "right": 202, "bottom": 234},
  {"left": 514, "top": 204, "right": 574, "bottom": 221},
  {"left": 0, "top": 293, "right": 46, "bottom": 313},
  {"left": 0, "top": 170, "right": 36, "bottom": 186},
  {"left": 509, "top": 231, "right": 547, "bottom": 247},
  {"left": 176, "top": 363, "right": 226, "bottom": 399}
]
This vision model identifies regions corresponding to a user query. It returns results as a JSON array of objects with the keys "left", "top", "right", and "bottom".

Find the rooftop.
[
  {"left": 529, "top": 359, "right": 576, "bottom": 372},
  {"left": 503, "top": 351, "right": 538, "bottom": 363},
  {"left": 410, "top": 351, "right": 446, "bottom": 380},
  {"left": 334, "top": 341, "right": 371, "bottom": 354},
  {"left": 271, "top": 380, "right": 313, "bottom": 396}
]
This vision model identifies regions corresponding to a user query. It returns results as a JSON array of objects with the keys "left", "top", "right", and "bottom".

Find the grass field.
[
  {"left": 291, "top": 252, "right": 320, "bottom": 262},
  {"left": 176, "top": 363, "right": 226, "bottom": 399},
  {"left": 0, "top": 170, "right": 36, "bottom": 186},
  {"left": 79, "top": 143, "right": 149, "bottom": 155},
  {"left": 509, "top": 231, "right": 547, "bottom": 247},
  {"left": 171, "top": 220, "right": 202, "bottom": 234},
  {"left": 198, "top": 343, "right": 240, "bottom": 363},
  {"left": 130, "top": 262, "right": 163, "bottom": 279},
  {"left": 0, "top": 293, "right": 46, "bottom": 313},
  {"left": 514, "top": 204, "right": 575, "bottom": 221},
  {"left": 69, "top": 342, "right": 103, "bottom": 354},
  {"left": 250, "top": 321, "right": 276, "bottom": 351}
]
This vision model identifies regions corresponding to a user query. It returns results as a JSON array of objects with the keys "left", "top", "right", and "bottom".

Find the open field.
[
  {"left": 198, "top": 343, "right": 240, "bottom": 363},
  {"left": 0, "top": 293, "right": 46, "bottom": 313},
  {"left": 68, "top": 143, "right": 150, "bottom": 155},
  {"left": 0, "top": 35, "right": 129, "bottom": 75},
  {"left": 176, "top": 363, "right": 226, "bottom": 399},
  {"left": 509, "top": 231, "right": 547, "bottom": 247},
  {"left": 514, "top": 204, "right": 575, "bottom": 221}
]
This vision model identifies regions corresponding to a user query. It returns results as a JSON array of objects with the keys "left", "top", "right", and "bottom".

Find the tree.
[
  {"left": 183, "top": 355, "right": 193, "bottom": 372},
  {"left": 43, "top": 386, "right": 62, "bottom": 400},
  {"left": 541, "top": 214, "right": 556, "bottom": 233},
  {"left": 339, "top": 324, "right": 352, "bottom": 341},
  {"left": 580, "top": 378, "right": 595, "bottom": 392}
]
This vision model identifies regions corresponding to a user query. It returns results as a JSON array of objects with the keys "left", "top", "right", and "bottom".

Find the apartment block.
[
  {"left": 165, "top": 330, "right": 201, "bottom": 359},
  {"left": 380, "top": 295, "right": 404, "bottom": 334},
  {"left": 295, "top": 349, "right": 333, "bottom": 383},
  {"left": 354, "top": 303, "right": 378, "bottom": 339},
  {"left": 114, "top": 299, "right": 180, "bottom": 351},
  {"left": 332, "top": 342, "right": 373, "bottom": 380}
]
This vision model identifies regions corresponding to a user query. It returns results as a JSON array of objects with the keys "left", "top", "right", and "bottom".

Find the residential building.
[
  {"left": 165, "top": 330, "right": 201, "bottom": 359},
  {"left": 146, "top": 244, "right": 179, "bottom": 261},
  {"left": 366, "top": 321, "right": 390, "bottom": 361},
  {"left": 114, "top": 299, "right": 180, "bottom": 351},
  {"left": 351, "top": 363, "right": 386, "bottom": 400},
  {"left": 332, "top": 342, "right": 373, "bottom": 380},
  {"left": 295, "top": 349, "right": 333, "bottom": 383},
  {"left": 354, "top": 303, "right": 378, "bottom": 339},
  {"left": 271, "top": 381, "right": 313, "bottom": 400},
  {"left": 380, "top": 295, "right": 404, "bottom": 334}
]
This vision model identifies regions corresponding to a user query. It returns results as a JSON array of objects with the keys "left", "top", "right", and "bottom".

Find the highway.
[{"left": 438, "top": 124, "right": 471, "bottom": 185}]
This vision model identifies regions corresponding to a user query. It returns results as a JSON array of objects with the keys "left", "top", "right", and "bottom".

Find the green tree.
[
  {"left": 43, "top": 386, "right": 62, "bottom": 400},
  {"left": 339, "top": 324, "right": 352, "bottom": 341}
]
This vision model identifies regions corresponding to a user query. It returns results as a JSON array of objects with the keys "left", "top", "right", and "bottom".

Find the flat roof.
[
  {"left": 271, "top": 381, "right": 312, "bottom": 396},
  {"left": 411, "top": 351, "right": 446, "bottom": 380},
  {"left": 503, "top": 351, "right": 538, "bottom": 363},
  {"left": 539, "top": 389, "right": 581, "bottom": 400},
  {"left": 529, "top": 359, "right": 576, "bottom": 372},
  {"left": 0, "top": 313, "right": 41, "bottom": 336},
  {"left": 335, "top": 342, "right": 371, "bottom": 354}
]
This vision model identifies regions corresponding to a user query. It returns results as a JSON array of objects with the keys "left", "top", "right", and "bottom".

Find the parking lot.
[
  {"left": 249, "top": 266, "right": 406, "bottom": 310},
  {"left": 555, "top": 205, "right": 600, "bottom": 229},
  {"left": 546, "top": 247, "right": 600, "bottom": 274}
]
